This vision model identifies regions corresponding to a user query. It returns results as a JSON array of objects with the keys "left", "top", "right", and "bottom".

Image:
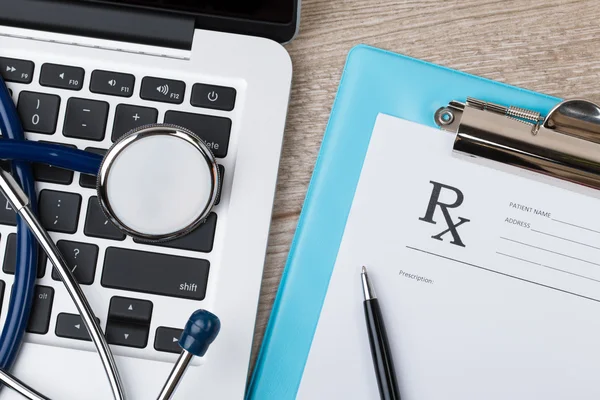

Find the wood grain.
[{"left": 250, "top": 0, "right": 600, "bottom": 369}]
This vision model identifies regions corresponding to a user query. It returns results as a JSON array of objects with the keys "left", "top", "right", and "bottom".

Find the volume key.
[{"left": 140, "top": 77, "right": 185, "bottom": 104}]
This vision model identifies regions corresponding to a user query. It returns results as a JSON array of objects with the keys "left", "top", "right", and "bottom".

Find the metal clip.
[{"left": 434, "top": 97, "right": 600, "bottom": 191}]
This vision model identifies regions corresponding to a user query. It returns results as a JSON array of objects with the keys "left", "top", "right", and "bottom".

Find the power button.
[
  {"left": 207, "top": 91, "right": 219, "bottom": 102},
  {"left": 191, "top": 84, "right": 236, "bottom": 111}
]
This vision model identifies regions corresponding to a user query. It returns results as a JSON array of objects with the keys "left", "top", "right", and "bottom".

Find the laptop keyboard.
[{"left": 0, "top": 55, "right": 236, "bottom": 361}]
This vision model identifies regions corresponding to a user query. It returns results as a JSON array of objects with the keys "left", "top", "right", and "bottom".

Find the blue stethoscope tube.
[
  {"left": 0, "top": 77, "right": 103, "bottom": 375},
  {"left": 0, "top": 140, "right": 103, "bottom": 175},
  {"left": 0, "top": 76, "right": 38, "bottom": 373}
]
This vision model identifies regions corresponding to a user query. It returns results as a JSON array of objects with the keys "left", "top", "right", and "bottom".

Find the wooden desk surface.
[{"left": 251, "top": 0, "right": 600, "bottom": 366}]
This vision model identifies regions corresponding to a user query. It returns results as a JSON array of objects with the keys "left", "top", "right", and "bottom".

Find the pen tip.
[{"left": 361, "top": 266, "right": 375, "bottom": 299}]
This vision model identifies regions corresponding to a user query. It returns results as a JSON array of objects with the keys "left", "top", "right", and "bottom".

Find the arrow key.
[
  {"left": 154, "top": 327, "right": 184, "bottom": 354},
  {"left": 108, "top": 296, "right": 153, "bottom": 324},
  {"left": 0, "top": 57, "right": 34, "bottom": 84},
  {"left": 106, "top": 321, "right": 149, "bottom": 348},
  {"left": 55, "top": 313, "right": 100, "bottom": 341}
]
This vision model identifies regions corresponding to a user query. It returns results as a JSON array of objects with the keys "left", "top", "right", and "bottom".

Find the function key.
[
  {"left": 63, "top": 98, "right": 109, "bottom": 141},
  {"left": 155, "top": 327, "right": 183, "bottom": 353},
  {"left": 40, "top": 63, "right": 84, "bottom": 91},
  {"left": 112, "top": 104, "right": 158, "bottom": 142},
  {"left": 163, "top": 111, "right": 231, "bottom": 158},
  {"left": 90, "top": 70, "right": 135, "bottom": 98},
  {"left": 0, "top": 57, "right": 34, "bottom": 84},
  {"left": 17, "top": 92, "right": 61, "bottom": 134},
  {"left": 26, "top": 286, "right": 54, "bottom": 334},
  {"left": 191, "top": 84, "right": 236, "bottom": 111},
  {"left": 140, "top": 77, "right": 185, "bottom": 104}
]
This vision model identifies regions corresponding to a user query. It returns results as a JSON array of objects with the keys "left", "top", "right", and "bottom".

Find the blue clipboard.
[{"left": 247, "top": 45, "right": 561, "bottom": 399}]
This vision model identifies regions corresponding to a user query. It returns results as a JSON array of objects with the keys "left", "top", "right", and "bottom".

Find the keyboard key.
[
  {"left": 106, "top": 320, "right": 149, "bottom": 348},
  {"left": 51, "top": 241, "right": 98, "bottom": 285},
  {"left": 26, "top": 286, "right": 54, "bottom": 334},
  {"left": 112, "top": 104, "right": 158, "bottom": 142},
  {"left": 108, "top": 296, "right": 152, "bottom": 324},
  {"left": 17, "top": 92, "right": 60, "bottom": 134},
  {"left": 3, "top": 233, "right": 46, "bottom": 278},
  {"left": 39, "top": 190, "right": 81, "bottom": 234},
  {"left": 63, "top": 98, "right": 109, "bottom": 141},
  {"left": 102, "top": 248, "right": 210, "bottom": 300},
  {"left": 216, "top": 165, "right": 224, "bottom": 205},
  {"left": 135, "top": 213, "right": 217, "bottom": 252},
  {"left": 0, "top": 280, "right": 4, "bottom": 316},
  {"left": 191, "top": 83, "right": 236, "bottom": 111},
  {"left": 55, "top": 313, "right": 99, "bottom": 341},
  {"left": 140, "top": 77, "right": 185, "bottom": 104},
  {"left": 84, "top": 197, "right": 126, "bottom": 240},
  {"left": 0, "top": 195, "right": 17, "bottom": 226},
  {"left": 90, "top": 70, "right": 135, "bottom": 98},
  {"left": 40, "top": 63, "right": 84, "bottom": 90},
  {"left": 155, "top": 327, "right": 183, "bottom": 354},
  {"left": 34, "top": 164, "right": 74, "bottom": 184},
  {"left": 80, "top": 148, "right": 106, "bottom": 189},
  {"left": 0, "top": 57, "right": 34, "bottom": 84},
  {"left": 163, "top": 111, "right": 231, "bottom": 158},
  {"left": 33, "top": 142, "right": 75, "bottom": 184}
]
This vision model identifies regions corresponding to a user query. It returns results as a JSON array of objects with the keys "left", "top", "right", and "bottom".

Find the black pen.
[{"left": 361, "top": 266, "right": 401, "bottom": 400}]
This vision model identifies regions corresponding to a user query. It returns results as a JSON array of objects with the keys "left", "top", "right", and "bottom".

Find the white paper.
[{"left": 297, "top": 114, "right": 600, "bottom": 400}]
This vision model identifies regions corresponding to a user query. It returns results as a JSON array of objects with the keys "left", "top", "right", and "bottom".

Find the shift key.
[{"left": 102, "top": 248, "right": 210, "bottom": 300}]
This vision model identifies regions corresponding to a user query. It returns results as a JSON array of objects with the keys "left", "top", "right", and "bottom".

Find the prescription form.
[{"left": 297, "top": 114, "right": 600, "bottom": 400}]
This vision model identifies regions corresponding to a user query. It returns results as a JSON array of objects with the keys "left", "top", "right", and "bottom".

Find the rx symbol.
[{"left": 419, "top": 181, "right": 470, "bottom": 247}]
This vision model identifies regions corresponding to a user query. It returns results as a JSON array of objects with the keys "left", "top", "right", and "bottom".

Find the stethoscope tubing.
[
  {"left": 0, "top": 78, "right": 126, "bottom": 398},
  {"left": 0, "top": 74, "right": 39, "bottom": 374},
  {"left": 0, "top": 140, "right": 103, "bottom": 175}
]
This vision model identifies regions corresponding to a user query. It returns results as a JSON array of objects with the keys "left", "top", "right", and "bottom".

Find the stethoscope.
[{"left": 0, "top": 75, "right": 222, "bottom": 399}]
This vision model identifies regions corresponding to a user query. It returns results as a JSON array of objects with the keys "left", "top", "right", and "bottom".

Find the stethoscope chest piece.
[{"left": 97, "top": 124, "right": 220, "bottom": 242}]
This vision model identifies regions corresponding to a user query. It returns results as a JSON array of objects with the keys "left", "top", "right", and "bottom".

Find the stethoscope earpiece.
[
  {"left": 180, "top": 309, "right": 221, "bottom": 357},
  {"left": 158, "top": 310, "right": 221, "bottom": 399}
]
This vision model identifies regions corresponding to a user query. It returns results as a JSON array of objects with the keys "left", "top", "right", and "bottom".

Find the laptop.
[{"left": 0, "top": 0, "right": 297, "bottom": 398}]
